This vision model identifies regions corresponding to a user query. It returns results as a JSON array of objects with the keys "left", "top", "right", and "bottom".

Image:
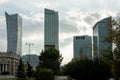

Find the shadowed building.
[
  {"left": 5, "top": 12, "right": 22, "bottom": 56},
  {"left": 93, "top": 17, "right": 112, "bottom": 59},
  {"left": 73, "top": 35, "right": 92, "bottom": 59},
  {"left": 0, "top": 52, "right": 20, "bottom": 75},
  {"left": 44, "top": 9, "right": 59, "bottom": 50}
]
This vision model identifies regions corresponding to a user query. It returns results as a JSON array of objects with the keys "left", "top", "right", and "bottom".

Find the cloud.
[
  {"left": 19, "top": 13, "right": 44, "bottom": 37},
  {"left": 0, "top": 0, "right": 9, "bottom": 5},
  {"left": 60, "top": 20, "right": 79, "bottom": 34},
  {"left": 0, "top": 16, "right": 6, "bottom": 29},
  {"left": 60, "top": 37, "right": 73, "bottom": 48},
  {"left": 20, "top": 12, "right": 44, "bottom": 24},
  {"left": 33, "top": 1, "right": 51, "bottom": 9}
]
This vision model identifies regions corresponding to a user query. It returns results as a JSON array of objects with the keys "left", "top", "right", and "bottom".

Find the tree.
[
  {"left": 26, "top": 62, "right": 33, "bottom": 79},
  {"left": 35, "top": 68, "right": 54, "bottom": 80},
  {"left": 63, "top": 58, "right": 111, "bottom": 80},
  {"left": 17, "top": 58, "right": 26, "bottom": 80},
  {"left": 102, "top": 18, "right": 120, "bottom": 80},
  {"left": 38, "top": 48, "right": 63, "bottom": 75}
]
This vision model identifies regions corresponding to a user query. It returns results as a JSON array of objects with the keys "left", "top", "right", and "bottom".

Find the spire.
[{"left": 5, "top": 11, "right": 9, "bottom": 17}]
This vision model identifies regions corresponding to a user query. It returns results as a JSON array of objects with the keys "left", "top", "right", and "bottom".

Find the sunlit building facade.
[
  {"left": 5, "top": 12, "right": 22, "bottom": 56},
  {"left": 44, "top": 9, "right": 59, "bottom": 50},
  {"left": 93, "top": 17, "right": 112, "bottom": 59},
  {"left": 73, "top": 35, "right": 92, "bottom": 59}
]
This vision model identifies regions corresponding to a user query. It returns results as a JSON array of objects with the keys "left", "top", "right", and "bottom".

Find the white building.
[
  {"left": 44, "top": 9, "right": 59, "bottom": 50},
  {"left": 73, "top": 36, "right": 92, "bottom": 59}
]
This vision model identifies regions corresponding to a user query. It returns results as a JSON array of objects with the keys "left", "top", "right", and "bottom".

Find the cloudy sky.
[{"left": 0, "top": 0, "right": 120, "bottom": 64}]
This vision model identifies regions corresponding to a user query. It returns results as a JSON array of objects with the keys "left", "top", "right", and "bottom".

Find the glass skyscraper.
[
  {"left": 73, "top": 35, "right": 92, "bottom": 59},
  {"left": 44, "top": 9, "right": 59, "bottom": 50},
  {"left": 93, "top": 17, "right": 112, "bottom": 59},
  {"left": 5, "top": 12, "right": 22, "bottom": 56}
]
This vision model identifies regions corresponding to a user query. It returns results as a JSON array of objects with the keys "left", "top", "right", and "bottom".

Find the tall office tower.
[
  {"left": 44, "top": 9, "right": 59, "bottom": 50},
  {"left": 5, "top": 12, "right": 22, "bottom": 56},
  {"left": 93, "top": 17, "right": 112, "bottom": 59},
  {"left": 73, "top": 36, "right": 92, "bottom": 59}
]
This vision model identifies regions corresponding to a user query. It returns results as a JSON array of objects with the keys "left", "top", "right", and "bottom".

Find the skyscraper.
[
  {"left": 73, "top": 35, "right": 92, "bottom": 59},
  {"left": 5, "top": 12, "right": 22, "bottom": 56},
  {"left": 93, "top": 17, "right": 112, "bottom": 59},
  {"left": 44, "top": 9, "right": 59, "bottom": 50}
]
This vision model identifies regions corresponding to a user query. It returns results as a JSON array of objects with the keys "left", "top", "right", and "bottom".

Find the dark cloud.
[
  {"left": 84, "top": 13, "right": 101, "bottom": 25},
  {"left": 60, "top": 19, "right": 79, "bottom": 34},
  {"left": 23, "top": 22, "right": 43, "bottom": 37},
  {"left": 84, "top": 15, "right": 94, "bottom": 25},
  {"left": 60, "top": 37, "right": 73, "bottom": 47},
  {"left": 91, "top": 13, "right": 101, "bottom": 19}
]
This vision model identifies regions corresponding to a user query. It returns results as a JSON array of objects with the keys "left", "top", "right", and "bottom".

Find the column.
[
  {"left": 5, "top": 64, "right": 7, "bottom": 71},
  {"left": 9, "top": 63, "right": 11, "bottom": 75},
  {"left": 4, "top": 64, "right": 5, "bottom": 72},
  {"left": 7, "top": 63, "right": 10, "bottom": 72},
  {"left": 0, "top": 64, "right": 1, "bottom": 74},
  {"left": 2, "top": 64, "right": 4, "bottom": 72}
]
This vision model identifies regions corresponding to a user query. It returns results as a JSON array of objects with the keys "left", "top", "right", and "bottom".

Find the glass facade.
[
  {"left": 5, "top": 12, "right": 22, "bottom": 56},
  {"left": 44, "top": 9, "right": 59, "bottom": 50},
  {"left": 93, "top": 17, "right": 112, "bottom": 58},
  {"left": 73, "top": 36, "right": 92, "bottom": 59}
]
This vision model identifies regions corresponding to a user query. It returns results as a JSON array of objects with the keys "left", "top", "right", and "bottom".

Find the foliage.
[
  {"left": 38, "top": 48, "right": 63, "bottom": 75},
  {"left": 35, "top": 68, "right": 54, "bottom": 80},
  {"left": 63, "top": 58, "right": 111, "bottom": 80},
  {"left": 103, "top": 18, "right": 120, "bottom": 80},
  {"left": 17, "top": 58, "right": 27, "bottom": 80},
  {"left": 0, "top": 78, "right": 17, "bottom": 80},
  {"left": 26, "top": 62, "right": 33, "bottom": 78}
]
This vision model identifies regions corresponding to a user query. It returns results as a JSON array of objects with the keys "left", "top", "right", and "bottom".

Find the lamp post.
[{"left": 26, "top": 43, "right": 34, "bottom": 63}]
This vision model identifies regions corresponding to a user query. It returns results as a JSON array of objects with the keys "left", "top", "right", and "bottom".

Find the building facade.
[
  {"left": 44, "top": 9, "right": 59, "bottom": 50},
  {"left": 0, "top": 52, "right": 20, "bottom": 75},
  {"left": 5, "top": 12, "right": 22, "bottom": 56},
  {"left": 93, "top": 17, "right": 112, "bottom": 59},
  {"left": 73, "top": 35, "right": 92, "bottom": 59}
]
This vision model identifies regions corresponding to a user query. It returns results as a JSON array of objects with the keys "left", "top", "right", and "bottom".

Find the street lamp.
[{"left": 25, "top": 43, "right": 34, "bottom": 63}]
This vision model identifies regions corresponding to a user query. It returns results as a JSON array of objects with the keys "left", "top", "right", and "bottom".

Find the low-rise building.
[{"left": 0, "top": 52, "right": 20, "bottom": 75}]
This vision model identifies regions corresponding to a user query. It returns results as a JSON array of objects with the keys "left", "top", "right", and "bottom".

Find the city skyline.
[{"left": 0, "top": 0, "right": 120, "bottom": 64}]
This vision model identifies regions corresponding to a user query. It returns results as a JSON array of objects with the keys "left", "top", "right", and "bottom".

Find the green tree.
[
  {"left": 38, "top": 48, "right": 63, "bottom": 75},
  {"left": 35, "top": 68, "right": 54, "bottom": 80},
  {"left": 26, "top": 62, "right": 33, "bottom": 79},
  {"left": 102, "top": 18, "right": 120, "bottom": 80},
  {"left": 63, "top": 58, "right": 111, "bottom": 80},
  {"left": 17, "top": 58, "right": 26, "bottom": 80}
]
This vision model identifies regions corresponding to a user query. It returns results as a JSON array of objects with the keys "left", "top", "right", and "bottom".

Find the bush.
[
  {"left": 1, "top": 71, "right": 9, "bottom": 75},
  {"left": 35, "top": 68, "right": 54, "bottom": 80}
]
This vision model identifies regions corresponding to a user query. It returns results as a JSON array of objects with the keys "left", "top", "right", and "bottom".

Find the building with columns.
[{"left": 0, "top": 52, "right": 20, "bottom": 75}]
